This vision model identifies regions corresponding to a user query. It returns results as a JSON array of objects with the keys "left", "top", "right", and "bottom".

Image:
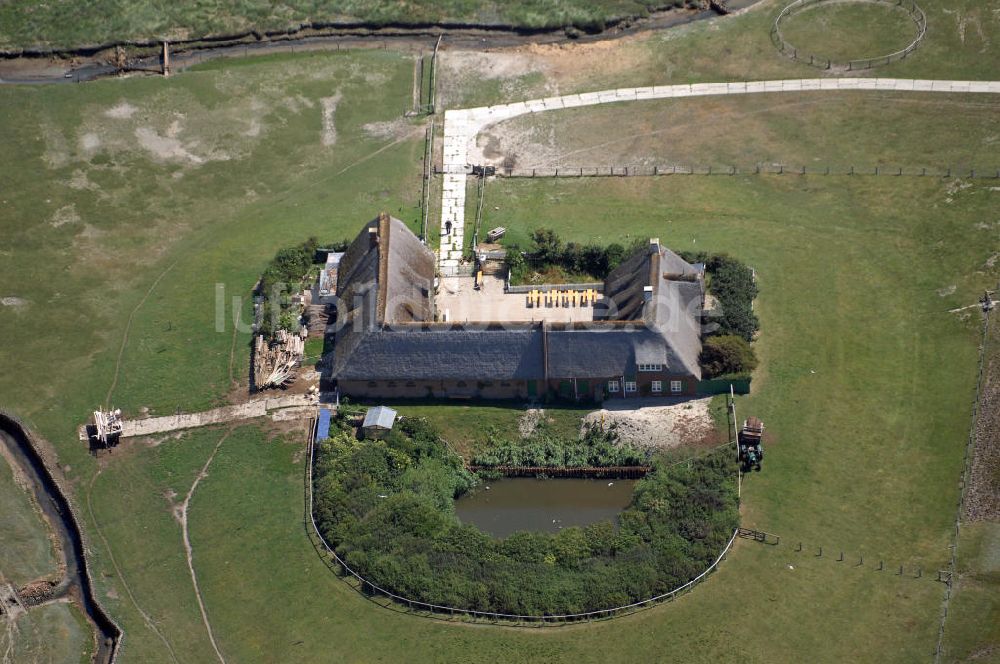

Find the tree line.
[{"left": 313, "top": 414, "right": 739, "bottom": 616}]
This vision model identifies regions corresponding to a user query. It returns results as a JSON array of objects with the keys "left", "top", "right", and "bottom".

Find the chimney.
[
  {"left": 643, "top": 285, "right": 654, "bottom": 303},
  {"left": 648, "top": 237, "right": 660, "bottom": 254},
  {"left": 368, "top": 226, "right": 378, "bottom": 248}
]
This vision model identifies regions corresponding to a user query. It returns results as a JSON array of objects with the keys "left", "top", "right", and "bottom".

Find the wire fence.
[
  {"left": 771, "top": 0, "right": 927, "bottom": 71},
  {"left": 496, "top": 164, "right": 1000, "bottom": 179},
  {"left": 305, "top": 429, "right": 740, "bottom": 625},
  {"left": 934, "top": 288, "right": 996, "bottom": 662}
]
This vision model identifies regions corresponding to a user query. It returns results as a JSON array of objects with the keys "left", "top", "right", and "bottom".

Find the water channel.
[{"left": 455, "top": 477, "right": 637, "bottom": 538}]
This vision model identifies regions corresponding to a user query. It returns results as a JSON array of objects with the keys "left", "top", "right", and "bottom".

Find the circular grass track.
[
  {"left": 312, "top": 415, "right": 739, "bottom": 619},
  {"left": 774, "top": 0, "right": 924, "bottom": 67}
]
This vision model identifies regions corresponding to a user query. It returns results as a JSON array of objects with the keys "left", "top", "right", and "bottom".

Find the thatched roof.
[{"left": 330, "top": 222, "right": 704, "bottom": 383}]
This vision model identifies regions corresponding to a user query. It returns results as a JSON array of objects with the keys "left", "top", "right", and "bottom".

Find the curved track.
[{"left": 438, "top": 77, "right": 1000, "bottom": 274}]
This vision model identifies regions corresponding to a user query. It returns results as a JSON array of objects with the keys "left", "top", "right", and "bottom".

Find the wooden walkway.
[{"left": 467, "top": 465, "right": 650, "bottom": 478}]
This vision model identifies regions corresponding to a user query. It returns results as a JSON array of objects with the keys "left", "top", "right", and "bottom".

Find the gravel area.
[{"left": 582, "top": 397, "right": 718, "bottom": 451}]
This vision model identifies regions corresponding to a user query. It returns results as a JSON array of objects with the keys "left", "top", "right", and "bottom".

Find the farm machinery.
[{"left": 738, "top": 416, "right": 765, "bottom": 471}]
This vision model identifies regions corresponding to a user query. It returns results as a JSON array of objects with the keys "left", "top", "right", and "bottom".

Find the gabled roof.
[
  {"left": 362, "top": 406, "right": 397, "bottom": 430},
  {"left": 330, "top": 220, "right": 704, "bottom": 383},
  {"left": 597, "top": 239, "right": 704, "bottom": 378}
]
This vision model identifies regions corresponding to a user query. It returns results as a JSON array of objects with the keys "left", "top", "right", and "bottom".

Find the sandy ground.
[{"left": 582, "top": 397, "right": 717, "bottom": 451}]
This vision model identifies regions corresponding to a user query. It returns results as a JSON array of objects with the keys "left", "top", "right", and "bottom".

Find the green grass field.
[
  {"left": 0, "top": 454, "right": 60, "bottom": 587},
  {"left": 778, "top": 1, "right": 920, "bottom": 63},
  {"left": 1, "top": 601, "right": 94, "bottom": 664},
  {"left": 478, "top": 91, "right": 1000, "bottom": 172},
  {"left": 1, "top": 1, "right": 999, "bottom": 660},
  {"left": 0, "top": 0, "right": 687, "bottom": 51}
]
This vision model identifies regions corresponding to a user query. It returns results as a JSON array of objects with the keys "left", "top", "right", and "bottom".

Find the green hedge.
[{"left": 313, "top": 415, "right": 739, "bottom": 615}]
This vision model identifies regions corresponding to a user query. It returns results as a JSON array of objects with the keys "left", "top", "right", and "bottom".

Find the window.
[
  {"left": 607, "top": 380, "right": 620, "bottom": 393},
  {"left": 670, "top": 380, "right": 683, "bottom": 393},
  {"left": 625, "top": 381, "right": 637, "bottom": 393},
  {"left": 637, "top": 363, "right": 663, "bottom": 372},
  {"left": 652, "top": 381, "right": 662, "bottom": 393}
]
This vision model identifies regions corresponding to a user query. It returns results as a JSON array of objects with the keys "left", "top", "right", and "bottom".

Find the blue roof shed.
[{"left": 316, "top": 408, "right": 332, "bottom": 441}]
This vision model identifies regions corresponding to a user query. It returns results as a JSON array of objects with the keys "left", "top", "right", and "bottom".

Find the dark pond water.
[{"left": 455, "top": 478, "right": 637, "bottom": 538}]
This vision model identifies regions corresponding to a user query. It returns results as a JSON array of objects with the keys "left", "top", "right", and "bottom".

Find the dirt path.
[
  {"left": 104, "top": 260, "right": 177, "bottom": 409},
  {"left": 179, "top": 427, "right": 232, "bottom": 664},
  {"left": 85, "top": 469, "right": 179, "bottom": 663}
]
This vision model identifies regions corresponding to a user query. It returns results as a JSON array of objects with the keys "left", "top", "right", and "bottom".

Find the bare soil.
[
  {"left": 965, "top": 316, "right": 1000, "bottom": 523},
  {"left": 582, "top": 397, "right": 719, "bottom": 451}
]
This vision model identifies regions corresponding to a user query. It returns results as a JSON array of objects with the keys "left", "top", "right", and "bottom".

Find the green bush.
[
  {"left": 679, "top": 251, "right": 760, "bottom": 342},
  {"left": 313, "top": 413, "right": 739, "bottom": 615},
  {"left": 700, "top": 335, "right": 758, "bottom": 379}
]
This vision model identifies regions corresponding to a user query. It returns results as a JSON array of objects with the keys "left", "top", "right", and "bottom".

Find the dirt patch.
[
  {"left": 582, "top": 397, "right": 718, "bottom": 451},
  {"left": 0, "top": 297, "right": 29, "bottom": 308},
  {"left": 965, "top": 317, "right": 1000, "bottom": 523},
  {"left": 320, "top": 91, "right": 342, "bottom": 147},
  {"left": 50, "top": 204, "right": 80, "bottom": 228},
  {"left": 134, "top": 126, "right": 205, "bottom": 164},
  {"left": 363, "top": 118, "right": 415, "bottom": 141},
  {"left": 518, "top": 408, "right": 545, "bottom": 438},
  {"left": 104, "top": 102, "right": 138, "bottom": 119}
]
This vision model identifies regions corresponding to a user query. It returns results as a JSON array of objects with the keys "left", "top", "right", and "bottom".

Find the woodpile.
[
  {"left": 253, "top": 329, "right": 305, "bottom": 390},
  {"left": 305, "top": 303, "right": 331, "bottom": 336}
]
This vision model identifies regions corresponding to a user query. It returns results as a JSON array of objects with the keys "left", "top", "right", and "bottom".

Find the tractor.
[{"left": 738, "top": 416, "right": 765, "bottom": 472}]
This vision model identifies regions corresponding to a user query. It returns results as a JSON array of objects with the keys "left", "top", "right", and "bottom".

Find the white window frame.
[
  {"left": 625, "top": 381, "right": 638, "bottom": 393},
  {"left": 637, "top": 363, "right": 663, "bottom": 372},
  {"left": 607, "top": 380, "right": 620, "bottom": 393},
  {"left": 670, "top": 380, "right": 683, "bottom": 393},
  {"left": 651, "top": 380, "right": 662, "bottom": 393}
]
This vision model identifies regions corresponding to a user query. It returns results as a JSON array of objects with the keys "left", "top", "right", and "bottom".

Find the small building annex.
[{"left": 327, "top": 212, "right": 705, "bottom": 401}]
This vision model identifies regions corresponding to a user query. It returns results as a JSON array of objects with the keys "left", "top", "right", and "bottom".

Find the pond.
[{"left": 455, "top": 477, "right": 637, "bottom": 538}]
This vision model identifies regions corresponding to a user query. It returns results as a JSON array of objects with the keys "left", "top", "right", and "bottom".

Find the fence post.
[
  {"left": 532, "top": 168, "right": 536, "bottom": 177},
  {"left": 838, "top": 551, "right": 844, "bottom": 561},
  {"left": 817, "top": 546, "right": 823, "bottom": 557},
  {"left": 654, "top": 165, "right": 658, "bottom": 176}
]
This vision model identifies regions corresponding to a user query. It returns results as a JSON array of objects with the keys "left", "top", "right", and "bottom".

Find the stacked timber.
[
  {"left": 253, "top": 330, "right": 305, "bottom": 390},
  {"left": 305, "top": 304, "right": 331, "bottom": 336}
]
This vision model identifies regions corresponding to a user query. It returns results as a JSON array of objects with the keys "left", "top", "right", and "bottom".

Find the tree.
[
  {"left": 700, "top": 335, "right": 758, "bottom": 378},
  {"left": 530, "top": 228, "right": 562, "bottom": 262}
]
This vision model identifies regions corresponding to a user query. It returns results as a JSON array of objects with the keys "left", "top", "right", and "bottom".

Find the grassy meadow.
[
  {"left": 0, "top": 454, "right": 60, "bottom": 587},
  {"left": 777, "top": 1, "right": 920, "bottom": 63},
  {"left": 0, "top": 0, "right": 687, "bottom": 50},
  {"left": 437, "top": 0, "right": 1000, "bottom": 110},
  {"left": 0, "top": 1, "right": 998, "bottom": 661}
]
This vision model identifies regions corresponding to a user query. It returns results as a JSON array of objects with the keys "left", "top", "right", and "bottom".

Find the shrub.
[
  {"left": 700, "top": 335, "right": 758, "bottom": 379},
  {"left": 312, "top": 413, "right": 739, "bottom": 616}
]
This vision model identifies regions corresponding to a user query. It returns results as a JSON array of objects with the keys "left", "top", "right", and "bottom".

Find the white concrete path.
[{"left": 439, "top": 77, "right": 1000, "bottom": 274}]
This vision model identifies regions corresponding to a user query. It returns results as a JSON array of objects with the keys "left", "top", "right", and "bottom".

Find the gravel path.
[{"left": 439, "top": 77, "right": 1000, "bottom": 274}]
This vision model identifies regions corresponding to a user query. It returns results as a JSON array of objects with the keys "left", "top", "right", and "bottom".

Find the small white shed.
[{"left": 362, "top": 406, "right": 397, "bottom": 439}]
